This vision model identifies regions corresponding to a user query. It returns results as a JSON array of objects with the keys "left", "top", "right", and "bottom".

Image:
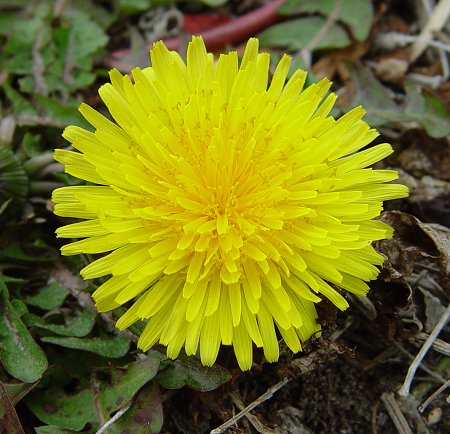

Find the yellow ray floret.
[{"left": 52, "top": 36, "right": 408, "bottom": 370}]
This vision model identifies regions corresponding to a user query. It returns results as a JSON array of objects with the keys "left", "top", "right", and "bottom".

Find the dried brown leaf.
[
  {"left": 0, "top": 383, "right": 25, "bottom": 434},
  {"left": 378, "top": 211, "right": 449, "bottom": 282}
]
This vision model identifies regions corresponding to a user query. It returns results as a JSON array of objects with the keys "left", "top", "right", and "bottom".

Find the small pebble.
[{"left": 427, "top": 407, "right": 442, "bottom": 425}]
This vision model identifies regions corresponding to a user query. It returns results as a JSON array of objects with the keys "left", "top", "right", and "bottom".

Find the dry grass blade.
[
  {"left": 210, "top": 378, "right": 291, "bottom": 434},
  {"left": 398, "top": 303, "right": 450, "bottom": 397},
  {"left": 297, "top": 0, "right": 344, "bottom": 69},
  {"left": 0, "top": 382, "right": 26, "bottom": 434},
  {"left": 230, "top": 392, "right": 276, "bottom": 433},
  {"left": 381, "top": 392, "right": 413, "bottom": 434},
  {"left": 414, "top": 332, "right": 450, "bottom": 357},
  {"left": 94, "top": 401, "right": 133, "bottom": 434},
  {"left": 410, "top": 0, "right": 450, "bottom": 61},
  {"left": 419, "top": 379, "right": 450, "bottom": 413}
]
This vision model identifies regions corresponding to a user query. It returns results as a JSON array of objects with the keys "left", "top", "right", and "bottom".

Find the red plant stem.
[{"left": 110, "top": 0, "right": 285, "bottom": 61}]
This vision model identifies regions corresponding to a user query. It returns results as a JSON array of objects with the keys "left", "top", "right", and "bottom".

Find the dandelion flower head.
[{"left": 52, "top": 37, "right": 408, "bottom": 370}]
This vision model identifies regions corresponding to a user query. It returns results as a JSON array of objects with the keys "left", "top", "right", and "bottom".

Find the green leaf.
[
  {"left": 0, "top": 7, "right": 49, "bottom": 75},
  {"left": 35, "top": 427, "right": 78, "bottom": 434},
  {"left": 258, "top": 17, "right": 350, "bottom": 51},
  {"left": 26, "top": 355, "right": 161, "bottom": 431},
  {"left": 0, "top": 274, "right": 25, "bottom": 285},
  {"left": 67, "top": 10, "right": 108, "bottom": 61},
  {"left": 117, "top": 0, "right": 174, "bottom": 11},
  {"left": 24, "top": 308, "right": 96, "bottom": 338},
  {"left": 346, "top": 64, "right": 450, "bottom": 138},
  {"left": 200, "top": 0, "right": 228, "bottom": 6},
  {"left": 34, "top": 95, "right": 90, "bottom": 129},
  {"left": 0, "top": 148, "right": 29, "bottom": 216},
  {"left": 24, "top": 282, "right": 69, "bottom": 310},
  {"left": 403, "top": 80, "right": 450, "bottom": 138},
  {"left": 2, "top": 80, "right": 37, "bottom": 117},
  {"left": 1, "top": 3, "right": 108, "bottom": 108},
  {"left": 21, "top": 133, "right": 43, "bottom": 158},
  {"left": 279, "top": 0, "right": 374, "bottom": 40},
  {"left": 50, "top": 10, "right": 108, "bottom": 93},
  {"left": 66, "top": 0, "right": 116, "bottom": 28},
  {"left": 108, "top": 382, "right": 163, "bottom": 434},
  {"left": 0, "top": 281, "right": 47, "bottom": 383},
  {"left": 346, "top": 63, "right": 401, "bottom": 126},
  {"left": 154, "top": 352, "right": 230, "bottom": 391},
  {"left": 10, "top": 299, "right": 28, "bottom": 316},
  {"left": 41, "top": 333, "right": 130, "bottom": 358},
  {"left": 0, "top": 243, "right": 56, "bottom": 263}
]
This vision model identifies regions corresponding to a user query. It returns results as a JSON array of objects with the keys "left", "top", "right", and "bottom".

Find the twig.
[
  {"left": 95, "top": 401, "right": 133, "bottom": 434},
  {"left": 407, "top": 72, "right": 443, "bottom": 88},
  {"left": 91, "top": 371, "right": 106, "bottom": 430},
  {"left": 53, "top": 0, "right": 68, "bottom": 17},
  {"left": 210, "top": 378, "right": 290, "bottom": 434},
  {"left": 381, "top": 392, "right": 413, "bottom": 434},
  {"left": 398, "top": 303, "right": 450, "bottom": 397},
  {"left": 376, "top": 32, "right": 450, "bottom": 52},
  {"left": 421, "top": 0, "right": 433, "bottom": 15},
  {"left": 419, "top": 379, "right": 450, "bottom": 413},
  {"left": 375, "top": 5, "right": 450, "bottom": 86},
  {"left": 297, "top": 0, "right": 344, "bottom": 69},
  {"left": 413, "top": 332, "right": 450, "bottom": 357},
  {"left": 229, "top": 392, "right": 276, "bottom": 433},
  {"left": 410, "top": 0, "right": 450, "bottom": 61},
  {"left": 393, "top": 342, "right": 446, "bottom": 384},
  {"left": 437, "top": 39, "right": 450, "bottom": 82},
  {"left": 431, "top": 0, "right": 450, "bottom": 83}
]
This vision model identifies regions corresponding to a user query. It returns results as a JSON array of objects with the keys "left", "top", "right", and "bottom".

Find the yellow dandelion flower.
[{"left": 52, "top": 37, "right": 408, "bottom": 370}]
